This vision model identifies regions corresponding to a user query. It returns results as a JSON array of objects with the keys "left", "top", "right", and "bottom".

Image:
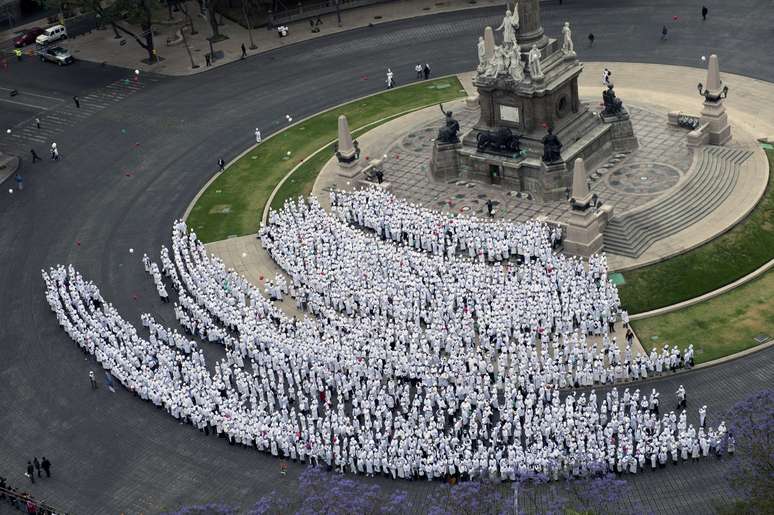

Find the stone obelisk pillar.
[
  {"left": 699, "top": 54, "right": 732, "bottom": 146},
  {"left": 564, "top": 158, "right": 606, "bottom": 257},
  {"left": 516, "top": 0, "right": 549, "bottom": 52},
  {"left": 336, "top": 115, "right": 358, "bottom": 168}
]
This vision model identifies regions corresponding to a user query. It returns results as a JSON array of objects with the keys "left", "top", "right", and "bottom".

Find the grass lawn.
[
  {"left": 632, "top": 268, "right": 774, "bottom": 364},
  {"left": 270, "top": 120, "right": 398, "bottom": 211},
  {"left": 618, "top": 150, "right": 774, "bottom": 314},
  {"left": 187, "top": 77, "right": 465, "bottom": 243}
]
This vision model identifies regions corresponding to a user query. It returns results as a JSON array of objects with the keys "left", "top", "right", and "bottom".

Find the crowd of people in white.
[{"left": 42, "top": 188, "right": 722, "bottom": 482}]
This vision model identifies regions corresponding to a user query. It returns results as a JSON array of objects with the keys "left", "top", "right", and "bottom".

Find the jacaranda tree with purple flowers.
[
  {"left": 170, "top": 464, "right": 644, "bottom": 515},
  {"left": 722, "top": 388, "right": 774, "bottom": 514}
]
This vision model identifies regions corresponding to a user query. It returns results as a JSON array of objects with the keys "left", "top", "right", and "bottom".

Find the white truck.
[{"left": 35, "top": 25, "right": 68, "bottom": 46}]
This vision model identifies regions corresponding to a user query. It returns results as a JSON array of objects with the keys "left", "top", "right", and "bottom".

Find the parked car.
[
  {"left": 14, "top": 27, "right": 44, "bottom": 47},
  {"left": 35, "top": 25, "right": 68, "bottom": 46},
  {"left": 37, "top": 46, "right": 74, "bottom": 66}
]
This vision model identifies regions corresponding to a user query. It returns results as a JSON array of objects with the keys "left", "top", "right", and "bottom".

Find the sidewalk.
[{"left": 57, "top": 0, "right": 501, "bottom": 76}]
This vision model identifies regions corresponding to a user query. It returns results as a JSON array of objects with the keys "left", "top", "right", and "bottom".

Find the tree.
[
  {"left": 723, "top": 389, "right": 774, "bottom": 514},
  {"left": 41, "top": 0, "right": 162, "bottom": 63}
]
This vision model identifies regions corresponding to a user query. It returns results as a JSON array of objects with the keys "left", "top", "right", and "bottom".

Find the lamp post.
[{"left": 697, "top": 82, "right": 729, "bottom": 101}]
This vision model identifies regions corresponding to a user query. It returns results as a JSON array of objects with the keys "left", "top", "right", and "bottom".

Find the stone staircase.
[{"left": 603, "top": 146, "right": 754, "bottom": 258}]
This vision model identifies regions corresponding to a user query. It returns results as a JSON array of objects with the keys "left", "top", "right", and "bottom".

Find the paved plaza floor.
[
  {"left": 310, "top": 66, "right": 769, "bottom": 270},
  {"left": 367, "top": 101, "right": 694, "bottom": 224}
]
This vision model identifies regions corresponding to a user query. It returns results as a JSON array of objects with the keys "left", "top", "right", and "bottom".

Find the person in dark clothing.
[
  {"left": 588, "top": 33, "right": 594, "bottom": 47},
  {"left": 661, "top": 25, "right": 668, "bottom": 40},
  {"left": 33, "top": 457, "right": 41, "bottom": 477},
  {"left": 30, "top": 149, "right": 41, "bottom": 163},
  {"left": 701, "top": 6, "right": 708, "bottom": 20},
  {"left": 486, "top": 199, "right": 494, "bottom": 218},
  {"left": 41, "top": 457, "right": 51, "bottom": 478},
  {"left": 73, "top": 96, "right": 80, "bottom": 108},
  {"left": 26, "top": 462, "right": 34, "bottom": 483},
  {"left": 218, "top": 158, "right": 225, "bottom": 172},
  {"left": 241, "top": 43, "right": 247, "bottom": 58},
  {"left": 423, "top": 63, "right": 431, "bottom": 80}
]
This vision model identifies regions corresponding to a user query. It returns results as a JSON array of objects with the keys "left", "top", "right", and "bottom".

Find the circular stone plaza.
[{"left": 0, "top": 1, "right": 773, "bottom": 514}]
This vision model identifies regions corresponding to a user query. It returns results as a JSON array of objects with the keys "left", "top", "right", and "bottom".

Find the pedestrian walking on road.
[
  {"left": 414, "top": 64, "right": 422, "bottom": 79},
  {"left": 218, "top": 158, "right": 225, "bottom": 172},
  {"left": 26, "top": 462, "right": 34, "bottom": 483},
  {"left": 423, "top": 63, "right": 431, "bottom": 80},
  {"left": 241, "top": 43, "right": 247, "bottom": 59},
  {"left": 15, "top": 173, "right": 23, "bottom": 191},
  {"left": 89, "top": 370, "right": 97, "bottom": 389},
  {"left": 588, "top": 33, "right": 594, "bottom": 47},
  {"left": 33, "top": 457, "right": 41, "bottom": 478},
  {"left": 701, "top": 5, "right": 708, "bottom": 20},
  {"left": 486, "top": 199, "right": 494, "bottom": 218},
  {"left": 34, "top": 117, "right": 40, "bottom": 129},
  {"left": 205, "top": 53, "right": 211, "bottom": 66},
  {"left": 386, "top": 68, "right": 395, "bottom": 89},
  {"left": 73, "top": 96, "right": 80, "bottom": 108},
  {"left": 50, "top": 143, "right": 59, "bottom": 161},
  {"left": 661, "top": 25, "right": 668, "bottom": 41},
  {"left": 41, "top": 457, "right": 51, "bottom": 478},
  {"left": 255, "top": 128, "right": 262, "bottom": 143},
  {"left": 30, "top": 149, "right": 41, "bottom": 163}
]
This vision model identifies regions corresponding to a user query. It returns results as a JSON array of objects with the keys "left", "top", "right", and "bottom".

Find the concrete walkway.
[{"left": 48, "top": 0, "right": 503, "bottom": 76}]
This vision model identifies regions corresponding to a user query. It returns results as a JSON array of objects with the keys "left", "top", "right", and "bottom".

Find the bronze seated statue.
[{"left": 602, "top": 84, "right": 624, "bottom": 116}]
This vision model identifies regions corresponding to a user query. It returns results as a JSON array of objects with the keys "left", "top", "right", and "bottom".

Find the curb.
[
  {"left": 64, "top": 3, "right": 500, "bottom": 77},
  {"left": 630, "top": 257, "right": 774, "bottom": 321},
  {"left": 183, "top": 73, "right": 465, "bottom": 224}
]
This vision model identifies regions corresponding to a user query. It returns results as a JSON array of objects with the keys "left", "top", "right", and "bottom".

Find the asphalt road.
[{"left": 0, "top": 1, "right": 772, "bottom": 513}]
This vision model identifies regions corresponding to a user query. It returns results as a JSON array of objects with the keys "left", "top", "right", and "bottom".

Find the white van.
[{"left": 35, "top": 25, "right": 68, "bottom": 45}]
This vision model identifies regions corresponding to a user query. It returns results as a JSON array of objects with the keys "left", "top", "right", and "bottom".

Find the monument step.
[{"left": 603, "top": 146, "right": 752, "bottom": 258}]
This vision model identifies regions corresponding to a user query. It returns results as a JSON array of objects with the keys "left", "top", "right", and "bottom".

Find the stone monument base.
[
  {"left": 564, "top": 207, "right": 608, "bottom": 258},
  {"left": 601, "top": 110, "right": 639, "bottom": 152},
  {"left": 430, "top": 142, "right": 462, "bottom": 181},
  {"left": 700, "top": 101, "right": 732, "bottom": 146}
]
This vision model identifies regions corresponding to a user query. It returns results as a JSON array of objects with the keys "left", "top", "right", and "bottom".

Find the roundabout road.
[{"left": 0, "top": 1, "right": 772, "bottom": 512}]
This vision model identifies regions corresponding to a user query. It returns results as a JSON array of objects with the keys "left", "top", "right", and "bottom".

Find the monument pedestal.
[
  {"left": 430, "top": 142, "right": 461, "bottom": 180},
  {"left": 700, "top": 100, "right": 732, "bottom": 146},
  {"left": 564, "top": 207, "right": 606, "bottom": 258},
  {"left": 601, "top": 109, "right": 639, "bottom": 152},
  {"left": 541, "top": 160, "right": 571, "bottom": 201}
]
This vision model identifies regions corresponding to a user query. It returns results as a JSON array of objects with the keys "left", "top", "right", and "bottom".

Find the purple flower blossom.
[{"left": 724, "top": 389, "right": 774, "bottom": 512}]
